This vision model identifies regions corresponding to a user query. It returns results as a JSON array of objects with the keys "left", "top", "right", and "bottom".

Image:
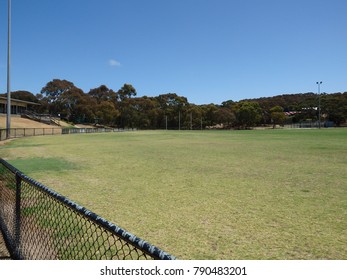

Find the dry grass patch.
[{"left": 0, "top": 116, "right": 56, "bottom": 129}]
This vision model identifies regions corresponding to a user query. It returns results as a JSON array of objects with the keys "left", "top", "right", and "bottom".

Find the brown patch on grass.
[{"left": 0, "top": 138, "right": 16, "bottom": 146}]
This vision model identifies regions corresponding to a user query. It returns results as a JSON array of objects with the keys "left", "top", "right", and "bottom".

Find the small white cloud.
[{"left": 109, "top": 59, "right": 121, "bottom": 67}]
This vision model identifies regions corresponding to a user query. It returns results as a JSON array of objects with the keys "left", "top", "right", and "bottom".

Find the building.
[{"left": 0, "top": 96, "right": 40, "bottom": 115}]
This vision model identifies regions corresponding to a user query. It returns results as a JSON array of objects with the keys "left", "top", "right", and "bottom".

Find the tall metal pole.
[
  {"left": 316, "top": 81, "right": 322, "bottom": 129},
  {"left": 190, "top": 112, "right": 192, "bottom": 130},
  {"left": 178, "top": 111, "right": 181, "bottom": 130},
  {"left": 6, "top": 0, "right": 12, "bottom": 139}
]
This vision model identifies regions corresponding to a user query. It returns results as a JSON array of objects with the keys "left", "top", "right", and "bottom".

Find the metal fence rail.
[{"left": 0, "top": 159, "right": 175, "bottom": 260}]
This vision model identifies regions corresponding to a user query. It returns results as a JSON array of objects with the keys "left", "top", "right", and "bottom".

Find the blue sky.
[{"left": 0, "top": 0, "right": 346, "bottom": 105}]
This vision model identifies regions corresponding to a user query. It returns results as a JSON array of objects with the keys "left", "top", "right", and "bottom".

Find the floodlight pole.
[
  {"left": 179, "top": 111, "right": 181, "bottom": 130},
  {"left": 190, "top": 112, "right": 192, "bottom": 130},
  {"left": 316, "top": 81, "right": 322, "bottom": 129},
  {"left": 6, "top": 0, "right": 12, "bottom": 139}
]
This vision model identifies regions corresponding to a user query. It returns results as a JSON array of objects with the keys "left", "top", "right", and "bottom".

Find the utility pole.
[{"left": 6, "top": 0, "right": 12, "bottom": 139}]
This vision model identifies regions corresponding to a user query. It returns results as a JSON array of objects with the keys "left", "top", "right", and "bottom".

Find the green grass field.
[{"left": 1, "top": 129, "right": 346, "bottom": 259}]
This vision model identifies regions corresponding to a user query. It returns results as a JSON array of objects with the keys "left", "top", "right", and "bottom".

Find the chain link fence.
[
  {"left": 0, "top": 128, "right": 63, "bottom": 141},
  {"left": 0, "top": 159, "right": 175, "bottom": 260},
  {"left": 0, "top": 128, "right": 138, "bottom": 141},
  {"left": 61, "top": 127, "right": 136, "bottom": 134}
]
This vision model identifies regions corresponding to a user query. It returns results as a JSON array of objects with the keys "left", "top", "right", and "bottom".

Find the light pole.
[
  {"left": 316, "top": 81, "right": 322, "bottom": 129},
  {"left": 190, "top": 112, "right": 192, "bottom": 130},
  {"left": 179, "top": 111, "right": 181, "bottom": 130},
  {"left": 6, "top": 0, "right": 12, "bottom": 139}
]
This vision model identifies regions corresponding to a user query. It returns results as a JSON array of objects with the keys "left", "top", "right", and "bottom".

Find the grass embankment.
[
  {"left": 0, "top": 116, "right": 55, "bottom": 129},
  {"left": 1, "top": 129, "right": 346, "bottom": 259}
]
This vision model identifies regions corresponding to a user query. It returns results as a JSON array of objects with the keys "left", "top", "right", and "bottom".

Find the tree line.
[{"left": 3, "top": 79, "right": 347, "bottom": 129}]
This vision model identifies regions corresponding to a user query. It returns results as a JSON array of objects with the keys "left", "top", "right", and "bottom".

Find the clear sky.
[{"left": 0, "top": 0, "right": 346, "bottom": 105}]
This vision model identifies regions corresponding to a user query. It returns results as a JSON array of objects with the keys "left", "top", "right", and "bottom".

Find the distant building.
[
  {"left": 0, "top": 97, "right": 40, "bottom": 115},
  {"left": 284, "top": 111, "right": 301, "bottom": 116}
]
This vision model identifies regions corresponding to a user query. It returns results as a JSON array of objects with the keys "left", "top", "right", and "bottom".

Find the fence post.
[{"left": 15, "top": 173, "right": 22, "bottom": 259}]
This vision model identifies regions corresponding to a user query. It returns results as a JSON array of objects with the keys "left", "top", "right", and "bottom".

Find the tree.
[
  {"left": 155, "top": 93, "right": 189, "bottom": 129},
  {"left": 34, "top": 78, "right": 347, "bottom": 128},
  {"left": 122, "top": 97, "right": 160, "bottom": 129},
  {"left": 322, "top": 93, "right": 347, "bottom": 126},
  {"left": 59, "top": 87, "right": 86, "bottom": 122},
  {"left": 221, "top": 100, "right": 235, "bottom": 109},
  {"left": 40, "top": 79, "right": 76, "bottom": 115},
  {"left": 214, "top": 107, "right": 235, "bottom": 128},
  {"left": 73, "top": 94, "right": 97, "bottom": 123},
  {"left": 11, "top": 90, "right": 39, "bottom": 103},
  {"left": 183, "top": 104, "right": 205, "bottom": 130},
  {"left": 88, "top": 85, "right": 118, "bottom": 104},
  {"left": 117, "top": 83, "right": 137, "bottom": 102},
  {"left": 116, "top": 84, "right": 137, "bottom": 127},
  {"left": 200, "top": 104, "right": 218, "bottom": 127},
  {"left": 235, "top": 101, "right": 262, "bottom": 129},
  {"left": 96, "top": 101, "right": 120, "bottom": 126},
  {"left": 270, "top": 106, "right": 286, "bottom": 128},
  {"left": 41, "top": 79, "right": 75, "bottom": 103}
]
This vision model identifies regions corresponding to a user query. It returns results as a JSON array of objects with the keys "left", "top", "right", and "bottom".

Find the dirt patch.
[
  {"left": 0, "top": 138, "right": 16, "bottom": 146},
  {"left": 0, "top": 116, "right": 57, "bottom": 129},
  {"left": 74, "top": 124, "right": 97, "bottom": 128}
]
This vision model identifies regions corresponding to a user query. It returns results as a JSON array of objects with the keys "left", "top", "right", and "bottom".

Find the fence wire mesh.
[
  {"left": 0, "top": 159, "right": 175, "bottom": 260},
  {"left": 0, "top": 127, "right": 136, "bottom": 141}
]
